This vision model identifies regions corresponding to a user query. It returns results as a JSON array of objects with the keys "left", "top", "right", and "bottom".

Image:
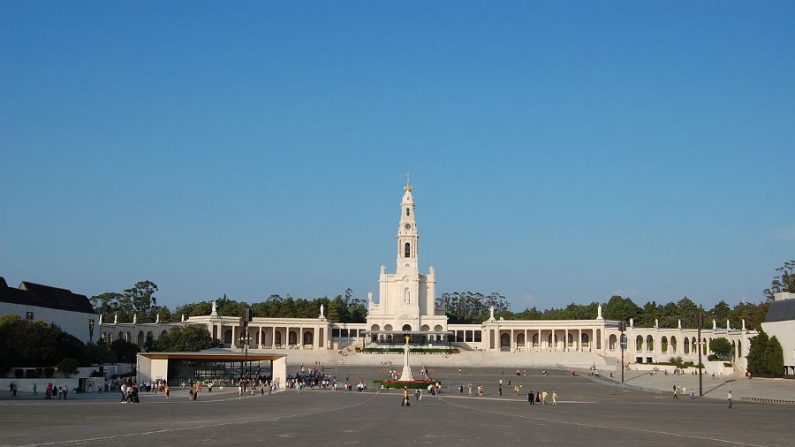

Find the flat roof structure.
[{"left": 137, "top": 349, "right": 287, "bottom": 387}]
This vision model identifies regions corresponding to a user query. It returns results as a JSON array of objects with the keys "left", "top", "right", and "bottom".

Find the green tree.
[
  {"left": 90, "top": 280, "right": 161, "bottom": 323},
  {"left": 729, "top": 301, "right": 768, "bottom": 330},
  {"left": 57, "top": 358, "right": 80, "bottom": 378},
  {"left": 709, "top": 300, "right": 731, "bottom": 325},
  {"left": 110, "top": 339, "right": 139, "bottom": 363},
  {"left": 156, "top": 325, "right": 222, "bottom": 352},
  {"left": 747, "top": 329, "right": 769, "bottom": 374},
  {"left": 0, "top": 316, "right": 85, "bottom": 373},
  {"left": 763, "top": 260, "right": 795, "bottom": 300},
  {"left": 765, "top": 336, "right": 785, "bottom": 376},
  {"left": 327, "top": 296, "right": 348, "bottom": 322},
  {"left": 709, "top": 337, "right": 732, "bottom": 360},
  {"left": 602, "top": 296, "right": 641, "bottom": 322}
]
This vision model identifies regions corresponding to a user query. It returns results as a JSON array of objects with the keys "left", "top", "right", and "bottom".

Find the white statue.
[
  {"left": 654, "top": 318, "right": 658, "bottom": 328},
  {"left": 726, "top": 319, "right": 730, "bottom": 330},
  {"left": 368, "top": 291, "right": 374, "bottom": 303},
  {"left": 629, "top": 318, "right": 634, "bottom": 328},
  {"left": 429, "top": 266, "right": 435, "bottom": 275},
  {"left": 380, "top": 265, "right": 386, "bottom": 275},
  {"left": 712, "top": 319, "right": 717, "bottom": 330},
  {"left": 155, "top": 313, "right": 160, "bottom": 324},
  {"left": 489, "top": 306, "right": 495, "bottom": 320},
  {"left": 398, "top": 335, "right": 415, "bottom": 382},
  {"left": 132, "top": 313, "right": 137, "bottom": 324},
  {"left": 597, "top": 304, "right": 603, "bottom": 319},
  {"left": 320, "top": 304, "right": 325, "bottom": 318},
  {"left": 742, "top": 319, "right": 746, "bottom": 331},
  {"left": 113, "top": 313, "right": 118, "bottom": 325},
  {"left": 181, "top": 313, "right": 185, "bottom": 323},
  {"left": 99, "top": 314, "right": 103, "bottom": 326},
  {"left": 677, "top": 319, "right": 681, "bottom": 329},
  {"left": 211, "top": 300, "right": 218, "bottom": 316}
]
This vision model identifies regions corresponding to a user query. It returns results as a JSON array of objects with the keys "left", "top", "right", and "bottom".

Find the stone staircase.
[{"left": 277, "top": 348, "right": 613, "bottom": 370}]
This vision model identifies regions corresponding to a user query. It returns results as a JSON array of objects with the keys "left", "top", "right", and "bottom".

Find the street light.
[
  {"left": 694, "top": 312, "right": 704, "bottom": 397},
  {"left": 618, "top": 321, "right": 627, "bottom": 383},
  {"left": 88, "top": 318, "right": 95, "bottom": 344},
  {"left": 240, "top": 308, "right": 253, "bottom": 381}
]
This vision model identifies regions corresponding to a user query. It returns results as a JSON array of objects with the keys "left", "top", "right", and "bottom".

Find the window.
[
  {"left": 404, "top": 288, "right": 411, "bottom": 304},
  {"left": 404, "top": 242, "right": 410, "bottom": 258},
  {"left": 474, "top": 331, "right": 482, "bottom": 342},
  {"left": 406, "top": 208, "right": 410, "bottom": 216},
  {"left": 465, "top": 331, "right": 473, "bottom": 342}
]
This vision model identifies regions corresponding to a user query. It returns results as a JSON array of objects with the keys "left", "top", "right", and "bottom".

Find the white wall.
[{"left": 0, "top": 303, "right": 97, "bottom": 344}]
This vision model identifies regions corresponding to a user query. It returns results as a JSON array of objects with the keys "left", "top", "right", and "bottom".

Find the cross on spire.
[{"left": 404, "top": 172, "right": 412, "bottom": 191}]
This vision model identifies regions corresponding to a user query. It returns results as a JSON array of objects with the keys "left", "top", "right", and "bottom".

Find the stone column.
[
  {"left": 538, "top": 328, "right": 541, "bottom": 351},
  {"left": 552, "top": 329, "right": 556, "bottom": 351},
  {"left": 578, "top": 329, "right": 582, "bottom": 351},
  {"left": 565, "top": 329, "right": 569, "bottom": 352},
  {"left": 258, "top": 326, "right": 263, "bottom": 349}
]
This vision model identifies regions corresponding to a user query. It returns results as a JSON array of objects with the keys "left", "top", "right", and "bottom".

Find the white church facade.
[{"left": 96, "top": 180, "right": 758, "bottom": 371}]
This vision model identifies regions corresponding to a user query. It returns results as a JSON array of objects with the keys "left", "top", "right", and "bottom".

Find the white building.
[
  {"left": 96, "top": 180, "right": 760, "bottom": 372},
  {"left": 0, "top": 277, "right": 98, "bottom": 344},
  {"left": 761, "top": 292, "right": 795, "bottom": 375}
]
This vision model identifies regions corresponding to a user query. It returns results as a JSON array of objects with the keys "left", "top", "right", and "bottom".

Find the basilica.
[{"left": 96, "top": 180, "right": 758, "bottom": 372}]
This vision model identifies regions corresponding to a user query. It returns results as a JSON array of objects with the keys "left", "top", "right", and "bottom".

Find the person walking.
[
  {"left": 552, "top": 390, "right": 558, "bottom": 405},
  {"left": 529, "top": 390, "right": 535, "bottom": 404},
  {"left": 728, "top": 390, "right": 733, "bottom": 409},
  {"left": 401, "top": 387, "right": 410, "bottom": 407}
]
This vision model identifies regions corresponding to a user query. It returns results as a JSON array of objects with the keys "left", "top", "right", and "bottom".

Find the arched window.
[
  {"left": 406, "top": 208, "right": 410, "bottom": 216},
  {"left": 404, "top": 288, "right": 411, "bottom": 304},
  {"left": 404, "top": 242, "right": 410, "bottom": 258}
]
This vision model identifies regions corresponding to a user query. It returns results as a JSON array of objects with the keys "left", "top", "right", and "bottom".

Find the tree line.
[{"left": 90, "top": 261, "right": 793, "bottom": 329}]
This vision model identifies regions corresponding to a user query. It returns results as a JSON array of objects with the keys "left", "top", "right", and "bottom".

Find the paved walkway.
[{"left": 598, "top": 369, "right": 795, "bottom": 402}]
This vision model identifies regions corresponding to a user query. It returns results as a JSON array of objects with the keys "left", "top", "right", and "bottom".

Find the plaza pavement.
[
  {"left": 596, "top": 369, "right": 795, "bottom": 402},
  {"left": 1, "top": 367, "right": 794, "bottom": 447}
]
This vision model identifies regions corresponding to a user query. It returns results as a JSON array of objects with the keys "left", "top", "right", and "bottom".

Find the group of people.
[
  {"left": 8, "top": 382, "right": 71, "bottom": 400},
  {"left": 672, "top": 384, "right": 696, "bottom": 399},
  {"left": 119, "top": 381, "right": 140, "bottom": 403},
  {"left": 527, "top": 389, "right": 556, "bottom": 405}
]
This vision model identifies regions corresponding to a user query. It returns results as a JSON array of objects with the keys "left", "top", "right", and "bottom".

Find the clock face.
[{"left": 404, "top": 224, "right": 411, "bottom": 230}]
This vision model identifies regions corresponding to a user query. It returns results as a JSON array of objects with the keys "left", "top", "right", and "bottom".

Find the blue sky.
[{"left": 1, "top": 0, "right": 793, "bottom": 311}]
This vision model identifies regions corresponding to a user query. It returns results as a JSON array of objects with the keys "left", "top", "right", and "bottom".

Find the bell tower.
[{"left": 396, "top": 173, "right": 418, "bottom": 277}]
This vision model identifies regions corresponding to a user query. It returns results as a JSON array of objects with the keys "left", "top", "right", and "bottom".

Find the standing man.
[{"left": 728, "top": 390, "right": 733, "bottom": 409}]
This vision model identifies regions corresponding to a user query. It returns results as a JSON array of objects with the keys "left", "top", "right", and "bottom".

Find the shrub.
[
  {"left": 707, "top": 354, "right": 719, "bottom": 361},
  {"left": 723, "top": 362, "right": 733, "bottom": 368},
  {"left": 373, "top": 380, "right": 437, "bottom": 389},
  {"left": 57, "top": 358, "right": 80, "bottom": 378}
]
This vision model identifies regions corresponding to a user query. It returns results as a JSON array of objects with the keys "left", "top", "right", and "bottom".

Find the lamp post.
[
  {"left": 618, "top": 321, "right": 627, "bottom": 383},
  {"left": 695, "top": 312, "right": 704, "bottom": 397},
  {"left": 240, "top": 308, "right": 253, "bottom": 381},
  {"left": 89, "top": 318, "right": 95, "bottom": 344}
]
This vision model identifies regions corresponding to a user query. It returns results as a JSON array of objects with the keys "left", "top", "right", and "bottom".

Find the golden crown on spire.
[{"left": 404, "top": 172, "right": 412, "bottom": 192}]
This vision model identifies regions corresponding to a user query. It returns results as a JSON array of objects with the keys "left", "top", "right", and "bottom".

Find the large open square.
[{"left": 2, "top": 367, "right": 793, "bottom": 447}]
